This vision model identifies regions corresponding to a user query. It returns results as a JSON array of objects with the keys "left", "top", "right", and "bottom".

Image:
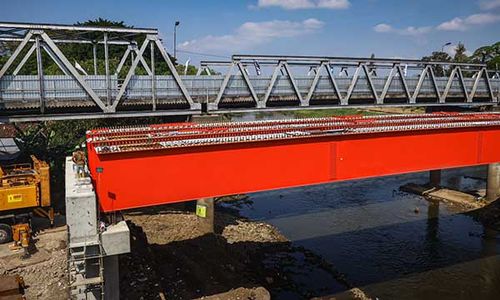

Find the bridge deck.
[{"left": 87, "top": 112, "right": 500, "bottom": 212}]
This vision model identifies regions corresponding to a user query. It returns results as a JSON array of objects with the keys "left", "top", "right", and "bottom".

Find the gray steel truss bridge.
[{"left": 0, "top": 21, "right": 499, "bottom": 122}]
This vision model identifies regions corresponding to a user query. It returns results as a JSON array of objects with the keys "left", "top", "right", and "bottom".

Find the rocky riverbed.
[{"left": 120, "top": 202, "right": 371, "bottom": 300}]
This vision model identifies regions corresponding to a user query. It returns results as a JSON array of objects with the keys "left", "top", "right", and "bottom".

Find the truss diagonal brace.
[
  {"left": 282, "top": 62, "right": 305, "bottom": 106},
  {"left": 0, "top": 30, "right": 33, "bottom": 79},
  {"left": 261, "top": 61, "right": 284, "bottom": 108},
  {"left": 40, "top": 32, "right": 109, "bottom": 112},
  {"left": 305, "top": 62, "right": 324, "bottom": 104},
  {"left": 133, "top": 47, "right": 152, "bottom": 76},
  {"left": 115, "top": 46, "right": 131, "bottom": 75},
  {"left": 13, "top": 43, "right": 36, "bottom": 75},
  {"left": 153, "top": 37, "right": 199, "bottom": 110},
  {"left": 211, "top": 62, "right": 235, "bottom": 110},
  {"left": 236, "top": 61, "right": 260, "bottom": 105},
  {"left": 41, "top": 44, "right": 70, "bottom": 76},
  {"left": 325, "top": 64, "right": 346, "bottom": 105},
  {"left": 113, "top": 39, "right": 150, "bottom": 110}
]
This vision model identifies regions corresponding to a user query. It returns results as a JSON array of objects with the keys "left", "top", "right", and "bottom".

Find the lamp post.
[
  {"left": 441, "top": 42, "right": 452, "bottom": 53},
  {"left": 174, "top": 21, "right": 180, "bottom": 61}
]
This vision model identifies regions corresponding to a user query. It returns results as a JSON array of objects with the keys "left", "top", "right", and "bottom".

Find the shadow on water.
[{"left": 232, "top": 166, "right": 500, "bottom": 299}]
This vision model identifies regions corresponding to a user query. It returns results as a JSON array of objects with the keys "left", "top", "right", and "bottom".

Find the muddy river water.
[
  {"left": 230, "top": 113, "right": 500, "bottom": 300},
  {"left": 238, "top": 167, "right": 500, "bottom": 299}
]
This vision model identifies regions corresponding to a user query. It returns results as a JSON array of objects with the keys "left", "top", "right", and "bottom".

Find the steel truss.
[
  {"left": 205, "top": 55, "right": 496, "bottom": 111},
  {"left": 0, "top": 21, "right": 200, "bottom": 117},
  {"left": 0, "top": 22, "right": 499, "bottom": 122}
]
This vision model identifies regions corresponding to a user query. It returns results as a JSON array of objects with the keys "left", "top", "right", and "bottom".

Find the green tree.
[
  {"left": 470, "top": 42, "right": 500, "bottom": 70},
  {"left": 422, "top": 51, "right": 452, "bottom": 77},
  {"left": 0, "top": 18, "right": 188, "bottom": 76},
  {"left": 453, "top": 42, "right": 469, "bottom": 63}
]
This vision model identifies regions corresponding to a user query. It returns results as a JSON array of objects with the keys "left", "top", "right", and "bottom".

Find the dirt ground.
[
  {"left": 0, "top": 225, "right": 68, "bottom": 299},
  {"left": 0, "top": 202, "right": 372, "bottom": 300},
  {"left": 119, "top": 202, "right": 371, "bottom": 300}
]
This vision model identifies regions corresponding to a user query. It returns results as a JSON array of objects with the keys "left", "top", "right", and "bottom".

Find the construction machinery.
[{"left": 0, "top": 155, "right": 53, "bottom": 252}]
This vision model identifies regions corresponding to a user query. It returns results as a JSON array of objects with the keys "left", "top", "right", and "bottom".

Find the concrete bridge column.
[
  {"left": 486, "top": 163, "right": 500, "bottom": 202},
  {"left": 429, "top": 170, "right": 442, "bottom": 187},
  {"left": 196, "top": 198, "right": 215, "bottom": 234}
]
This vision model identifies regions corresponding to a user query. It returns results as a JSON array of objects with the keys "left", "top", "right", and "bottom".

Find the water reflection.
[{"left": 237, "top": 167, "right": 500, "bottom": 299}]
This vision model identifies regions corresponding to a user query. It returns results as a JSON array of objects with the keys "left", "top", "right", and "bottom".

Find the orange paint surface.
[{"left": 88, "top": 127, "right": 500, "bottom": 212}]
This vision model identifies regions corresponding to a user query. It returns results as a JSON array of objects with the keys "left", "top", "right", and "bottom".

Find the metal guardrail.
[{"left": 0, "top": 22, "right": 499, "bottom": 122}]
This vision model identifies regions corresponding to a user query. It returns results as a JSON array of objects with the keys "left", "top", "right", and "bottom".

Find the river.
[{"left": 229, "top": 112, "right": 500, "bottom": 300}]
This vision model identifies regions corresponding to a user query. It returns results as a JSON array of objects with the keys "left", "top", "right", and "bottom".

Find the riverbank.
[
  {"left": 120, "top": 201, "right": 371, "bottom": 299},
  {"left": 401, "top": 182, "right": 500, "bottom": 231}
]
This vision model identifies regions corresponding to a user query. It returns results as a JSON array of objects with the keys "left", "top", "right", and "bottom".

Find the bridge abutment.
[
  {"left": 486, "top": 163, "right": 500, "bottom": 202},
  {"left": 65, "top": 157, "right": 130, "bottom": 300}
]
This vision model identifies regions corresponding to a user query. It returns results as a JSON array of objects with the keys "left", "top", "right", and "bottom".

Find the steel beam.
[
  {"left": 115, "top": 46, "right": 131, "bottom": 76},
  {"left": 282, "top": 62, "right": 304, "bottom": 106},
  {"left": 261, "top": 62, "right": 284, "bottom": 107},
  {"left": 41, "top": 43, "right": 70, "bottom": 76},
  {"left": 35, "top": 35, "right": 45, "bottom": 114},
  {"left": 150, "top": 42, "right": 156, "bottom": 111},
  {"left": 93, "top": 43, "right": 97, "bottom": 75},
  {"left": 40, "top": 32, "right": 108, "bottom": 111},
  {"left": 113, "top": 39, "right": 150, "bottom": 109},
  {"left": 212, "top": 62, "right": 235, "bottom": 109},
  {"left": 232, "top": 54, "right": 486, "bottom": 68},
  {"left": 152, "top": 37, "right": 199, "bottom": 110},
  {"left": 13, "top": 43, "right": 36, "bottom": 75},
  {"left": 0, "top": 30, "right": 33, "bottom": 79},
  {"left": 0, "top": 21, "right": 157, "bottom": 34},
  {"left": 104, "top": 33, "right": 111, "bottom": 106},
  {"left": 236, "top": 61, "right": 260, "bottom": 105}
]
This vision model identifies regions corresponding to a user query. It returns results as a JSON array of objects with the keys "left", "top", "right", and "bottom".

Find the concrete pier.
[
  {"left": 429, "top": 170, "right": 442, "bottom": 187},
  {"left": 196, "top": 198, "right": 215, "bottom": 234},
  {"left": 486, "top": 163, "right": 500, "bottom": 202},
  {"left": 65, "top": 157, "right": 130, "bottom": 300}
]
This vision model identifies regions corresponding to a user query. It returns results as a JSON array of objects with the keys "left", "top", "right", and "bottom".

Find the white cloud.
[
  {"left": 436, "top": 17, "right": 468, "bottom": 31},
  {"left": 373, "top": 23, "right": 432, "bottom": 36},
  {"left": 480, "top": 0, "right": 500, "bottom": 10},
  {"left": 437, "top": 13, "right": 500, "bottom": 31},
  {"left": 443, "top": 44, "right": 473, "bottom": 57},
  {"left": 257, "top": 0, "right": 350, "bottom": 10},
  {"left": 179, "top": 19, "right": 325, "bottom": 52},
  {"left": 373, "top": 23, "right": 392, "bottom": 33}
]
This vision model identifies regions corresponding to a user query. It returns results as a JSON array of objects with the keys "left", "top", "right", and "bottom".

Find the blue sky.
[{"left": 1, "top": 0, "right": 499, "bottom": 64}]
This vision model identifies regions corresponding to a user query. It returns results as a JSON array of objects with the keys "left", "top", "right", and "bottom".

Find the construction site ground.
[{"left": 0, "top": 220, "right": 68, "bottom": 299}]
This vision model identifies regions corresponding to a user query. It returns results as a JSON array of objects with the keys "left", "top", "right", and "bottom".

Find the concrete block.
[
  {"left": 101, "top": 221, "right": 130, "bottom": 256},
  {"left": 65, "top": 157, "right": 98, "bottom": 247}
]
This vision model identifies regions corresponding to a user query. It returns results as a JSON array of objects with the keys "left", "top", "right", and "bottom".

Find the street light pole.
[
  {"left": 174, "top": 21, "right": 180, "bottom": 62},
  {"left": 441, "top": 42, "right": 452, "bottom": 53}
]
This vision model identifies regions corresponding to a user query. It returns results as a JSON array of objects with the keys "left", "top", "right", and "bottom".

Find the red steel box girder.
[{"left": 86, "top": 113, "right": 500, "bottom": 212}]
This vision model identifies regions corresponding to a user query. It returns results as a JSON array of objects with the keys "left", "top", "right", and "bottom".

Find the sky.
[{"left": 1, "top": 0, "right": 499, "bottom": 64}]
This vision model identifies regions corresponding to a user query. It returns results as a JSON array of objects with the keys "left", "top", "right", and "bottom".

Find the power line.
[{"left": 176, "top": 49, "right": 230, "bottom": 59}]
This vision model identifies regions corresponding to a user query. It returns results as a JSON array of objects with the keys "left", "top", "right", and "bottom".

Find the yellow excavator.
[{"left": 0, "top": 156, "right": 54, "bottom": 252}]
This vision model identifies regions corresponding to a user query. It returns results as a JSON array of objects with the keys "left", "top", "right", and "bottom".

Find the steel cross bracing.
[{"left": 1, "top": 22, "right": 499, "bottom": 122}]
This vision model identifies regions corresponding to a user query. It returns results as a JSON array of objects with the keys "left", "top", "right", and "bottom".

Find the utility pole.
[{"left": 174, "top": 21, "right": 180, "bottom": 62}]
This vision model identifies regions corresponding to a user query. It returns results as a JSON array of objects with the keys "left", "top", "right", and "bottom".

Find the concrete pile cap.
[{"left": 86, "top": 112, "right": 500, "bottom": 154}]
